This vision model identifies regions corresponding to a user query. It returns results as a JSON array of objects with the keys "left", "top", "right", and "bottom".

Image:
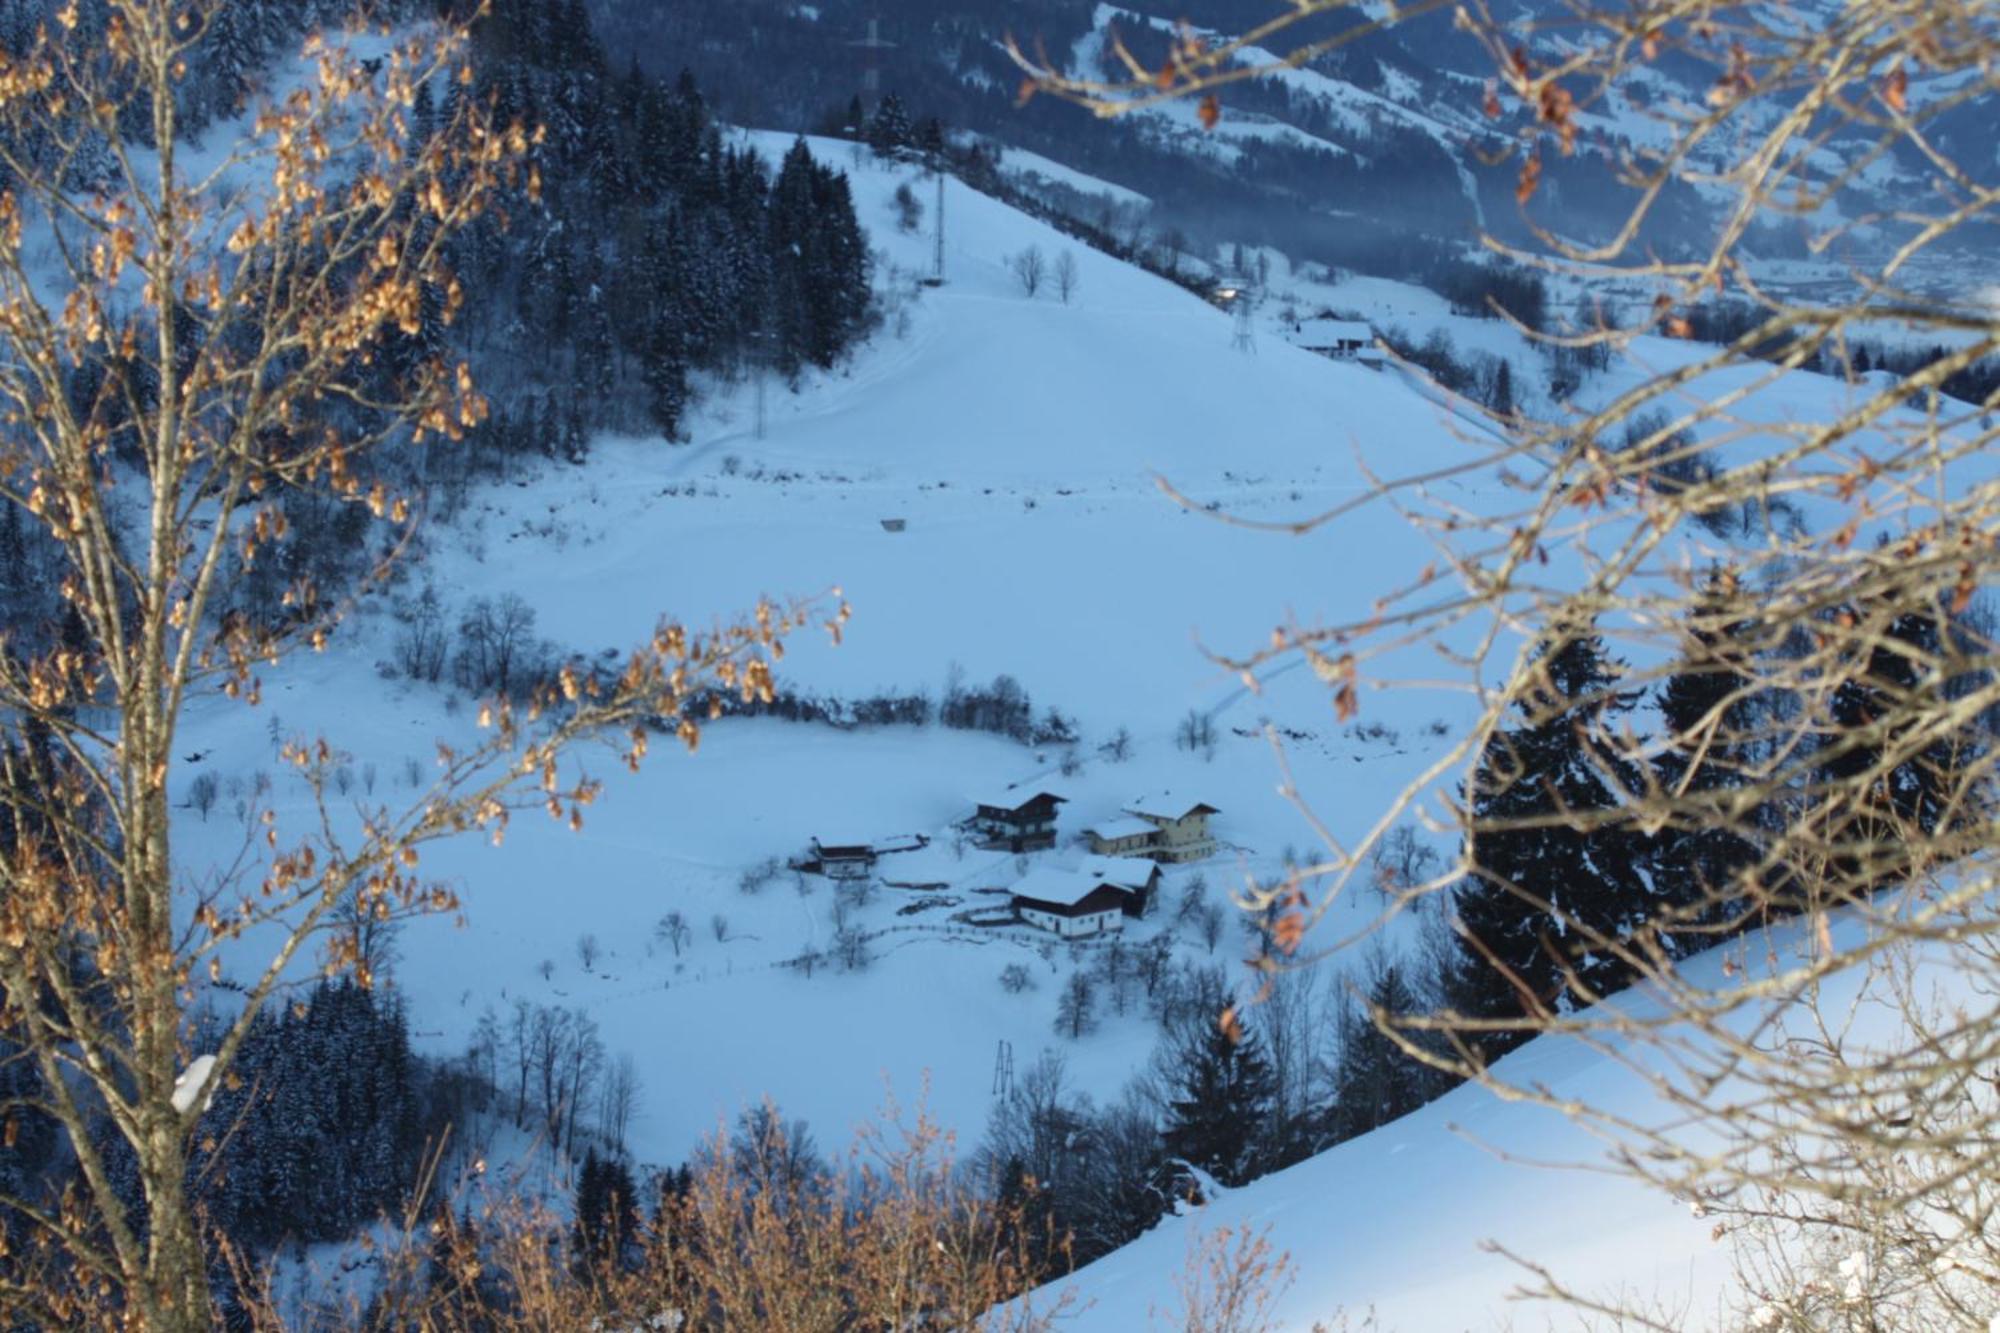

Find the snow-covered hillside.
[
  {"left": 166, "top": 125, "right": 1986, "bottom": 1326},
  {"left": 1034, "top": 907, "right": 1966, "bottom": 1332},
  {"left": 176, "top": 131, "right": 1499, "bottom": 1169}
]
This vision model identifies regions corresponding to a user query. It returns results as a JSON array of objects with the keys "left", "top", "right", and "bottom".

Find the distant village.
[{"left": 800, "top": 787, "right": 1222, "bottom": 939}]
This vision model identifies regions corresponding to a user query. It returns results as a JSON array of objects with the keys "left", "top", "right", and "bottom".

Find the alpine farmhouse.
[{"left": 1085, "top": 792, "right": 1220, "bottom": 864}]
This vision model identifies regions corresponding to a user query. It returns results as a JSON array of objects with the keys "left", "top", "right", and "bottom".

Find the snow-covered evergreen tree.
[
  {"left": 1159, "top": 1014, "right": 1275, "bottom": 1187},
  {"left": 868, "top": 91, "right": 913, "bottom": 156},
  {"left": 1651, "top": 583, "right": 1768, "bottom": 940},
  {"left": 1448, "top": 627, "right": 1650, "bottom": 1051},
  {"left": 1329, "top": 958, "right": 1436, "bottom": 1141}
]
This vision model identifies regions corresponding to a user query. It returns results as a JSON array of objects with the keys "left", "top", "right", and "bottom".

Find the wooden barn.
[
  {"left": 810, "top": 836, "right": 877, "bottom": 880},
  {"left": 1079, "top": 857, "right": 1161, "bottom": 917},
  {"left": 968, "top": 788, "right": 1067, "bottom": 853}
]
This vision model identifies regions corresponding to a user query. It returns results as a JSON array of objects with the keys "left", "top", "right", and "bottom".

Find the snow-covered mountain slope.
[
  {"left": 174, "top": 133, "right": 1501, "bottom": 1167},
  {"left": 1031, "top": 905, "right": 1980, "bottom": 1331},
  {"left": 1044, "top": 0, "right": 1987, "bottom": 276},
  {"left": 170, "top": 128, "right": 1976, "bottom": 1234}
]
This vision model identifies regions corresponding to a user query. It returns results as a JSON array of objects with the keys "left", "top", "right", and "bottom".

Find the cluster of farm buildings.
[{"left": 807, "top": 788, "right": 1220, "bottom": 939}]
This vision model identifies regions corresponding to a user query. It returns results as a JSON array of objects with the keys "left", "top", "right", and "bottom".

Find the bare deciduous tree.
[
  {"left": 0, "top": 5, "right": 832, "bottom": 1326},
  {"left": 1055, "top": 970, "right": 1095, "bottom": 1039},
  {"left": 454, "top": 591, "right": 539, "bottom": 695},
  {"left": 655, "top": 908, "right": 692, "bottom": 957},
  {"left": 597, "top": 1051, "right": 641, "bottom": 1152},
  {"left": 367, "top": 1102, "right": 1072, "bottom": 1329},
  {"left": 395, "top": 584, "right": 451, "bottom": 682},
  {"left": 1011, "top": 244, "right": 1046, "bottom": 298},
  {"left": 835, "top": 922, "right": 872, "bottom": 971},
  {"left": 187, "top": 772, "right": 219, "bottom": 822},
  {"left": 1054, "top": 250, "right": 1080, "bottom": 304},
  {"left": 1166, "top": 1224, "right": 1296, "bottom": 1333},
  {"left": 892, "top": 180, "right": 924, "bottom": 233},
  {"left": 1198, "top": 902, "right": 1226, "bottom": 956}
]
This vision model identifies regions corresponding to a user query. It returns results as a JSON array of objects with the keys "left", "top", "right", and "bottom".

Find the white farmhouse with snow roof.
[
  {"left": 1010, "top": 868, "right": 1129, "bottom": 937},
  {"left": 1286, "top": 317, "right": 1379, "bottom": 363}
]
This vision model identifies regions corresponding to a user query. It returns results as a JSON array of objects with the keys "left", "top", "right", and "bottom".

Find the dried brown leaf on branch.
[
  {"left": 1516, "top": 150, "right": 1542, "bottom": 204},
  {"left": 1883, "top": 65, "right": 1908, "bottom": 112}
]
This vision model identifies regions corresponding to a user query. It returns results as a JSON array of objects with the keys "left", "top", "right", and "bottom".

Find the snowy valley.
[
  {"left": 3, "top": 1, "right": 1998, "bottom": 1330},
  {"left": 168, "top": 134, "right": 1972, "bottom": 1326}
]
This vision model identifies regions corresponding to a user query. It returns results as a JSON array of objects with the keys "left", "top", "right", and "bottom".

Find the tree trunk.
[{"left": 140, "top": 1123, "right": 213, "bottom": 1331}]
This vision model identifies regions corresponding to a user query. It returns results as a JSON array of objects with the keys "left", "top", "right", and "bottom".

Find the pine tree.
[
  {"left": 867, "top": 91, "right": 912, "bottom": 156},
  {"left": 1814, "top": 593, "right": 1977, "bottom": 891},
  {"left": 0, "top": 1033, "right": 57, "bottom": 1258},
  {"left": 1651, "top": 582, "right": 1766, "bottom": 941},
  {"left": 1159, "top": 1019, "right": 1275, "bottom": 1187},
  {"left": 563, "top": 399, "right": 588, "bottom": 464},
  {"left": 201, "top": 0, "right": 268, "bottom": 121},
  {"left": 0, "top": 499, "right": 26, "bottom": 603},
  {"left": 1449, "top": 627, "right": 1651, "bottom": 1053},
  {"left": 1328, "top": 960, "right": 1436, "bottom": 1142},
  {"left": 186, "top": 980, "right": 432, "bottom": 1251},
  {"left": 994, "top": 1153, "right": 1057, "bottom": 1275},
  {"left": 573, "top": 1150, "right": 638, "bottom": 1269},
  {"left": 1491, "top": 358, "right": 1514, "bottom": 416},
  {"left": 642, "top": 320, "right": 689, "bottom": 440},
  {"left": 767, "top": 138, "right": 818, "bottom": 375},
  {"left": 664, "top": 69, "right": 707, "bottom": 189}
]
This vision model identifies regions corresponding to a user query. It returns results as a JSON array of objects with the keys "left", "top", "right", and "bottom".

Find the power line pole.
[
  {"left": 850, "top": 14, "right": 895, "bottom": 109},
  {"left": 991, "top": 1038, "right": 1014, "bottom": 1098},
  {"left": 1229, "top": 285, "right": 1257, "bottom": 354},
  {"left": 931, "top": 164, "right": 946, "bottom": 285}
]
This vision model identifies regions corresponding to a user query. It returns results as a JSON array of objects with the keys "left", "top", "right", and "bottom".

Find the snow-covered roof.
[
  {"left": 1287, "top": 318, "right": 1374, "bottom": 347},
  {"left": 969, "top": 786, "right": 1067, "bottom": 811},
  {"left": 1010, "top": 867, "right": 1111, "bottom": 909},
  {"left": 1124, "top": 792, "right": 1220, "bottom": 821},
  {"left": 1088, "top": 816, "right": 1158, "bottom": 841},
  {"left": 813, "top": 835, "right": 878, "bottom": 855},
  {"left": 1079, "top": 856, "right": 1158, "bottom": 890},
  {"left": 1011, "top": 867, "right": 1142, "bottom": 912}
]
